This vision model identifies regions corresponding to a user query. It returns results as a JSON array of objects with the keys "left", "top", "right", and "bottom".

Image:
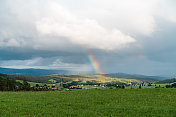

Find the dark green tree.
[
  {"left": 22, "top": 80, "right": 30, "bottom": 91},
  {"left": 0, "top": 77, "right": 16, "bottom": 91},
  {"left": 36, "top": 84, "right": 39, "bottom": 88},
  {"left": 139, "top": 85, "right": 142, "bottom": 89}
]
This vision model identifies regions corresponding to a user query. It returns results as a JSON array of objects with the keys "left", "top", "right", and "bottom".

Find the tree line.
[
  {"left": 0, "top": 76, "right": 31, "bottom": 91},
  {"left": 0, "top": 76, "right": 57, "bottom": 91}
]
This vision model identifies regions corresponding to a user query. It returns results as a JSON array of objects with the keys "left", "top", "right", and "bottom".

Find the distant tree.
[
  {"left": 171, "top": 83, "right": 176, "bottom": 88},
  {"left": 139, "top": 85, "right": 142, "bottom": 89},
  {"left": 0, "top": 77, "right": 5, "bottom": 91},
  {"left": 166, "top": 85, "right": 171, "bottom": 88},
  {"left": 36, "top": 84, "right": 39, "bottom": 88},
  {"left": 52, "top": 85, "right": 55, "bottom": 88},
  {"left": 8, "top": 78, "right": 16, "bottom": 91},
  {"left": 148, "top": 83, "right": 152, "bottom": 86},
  {"left": 165, "top": 83, "right": 176, "bottom": 88},
  {"left": 22, "top": 80, "right": 30, "bottom": 91},
  {"left": 0, "top": 77, "right": 16, "bottom": 91}
]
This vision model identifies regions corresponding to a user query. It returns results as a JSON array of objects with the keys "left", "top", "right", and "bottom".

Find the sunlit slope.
[
  {"left": 0, "top": 73, "right": 157, "bottom": 84},
  {"left": 48, "top": 74, "right": 148, "bottom": 84}
]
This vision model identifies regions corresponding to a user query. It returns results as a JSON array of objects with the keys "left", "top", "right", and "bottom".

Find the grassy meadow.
[{"left": 0, "top": 88, "right": 176, "bottom": 117}]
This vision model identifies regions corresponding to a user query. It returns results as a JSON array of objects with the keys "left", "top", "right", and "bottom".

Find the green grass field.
[{"left": 0, "top": 89, "right": 176, "bottom": 117}]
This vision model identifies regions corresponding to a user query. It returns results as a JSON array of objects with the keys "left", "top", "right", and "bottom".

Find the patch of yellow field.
[{"left": 49, "top": 74, "right": 142, "bottom": 84}]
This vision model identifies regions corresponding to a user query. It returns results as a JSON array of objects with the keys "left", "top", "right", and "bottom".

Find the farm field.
[{"left": 0, "top": 89, "right": 176, "bottom": 117}]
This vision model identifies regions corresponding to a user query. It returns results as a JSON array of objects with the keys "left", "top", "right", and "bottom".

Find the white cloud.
[
  {"left": 1, "top": 0, "right": 136, "bottom": 51},
  {"left": 154, "top": 0, "right": 176, "bottom": 23},
  {"left": 59, "top": 0, "right": 157, "bottom": 36},
  {"left": 36, "top": 18, "right": 136, "bottom": 50},
  {"left": 0, "top": 0, "right": 175, "bottom": 51},
  {"left": 35, "top": 1, "right": 136, "bottom": 50}
]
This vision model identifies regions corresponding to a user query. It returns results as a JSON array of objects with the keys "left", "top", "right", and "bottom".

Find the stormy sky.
[{"left": 0, "top": 0, "right": 176, "bottom": 76}]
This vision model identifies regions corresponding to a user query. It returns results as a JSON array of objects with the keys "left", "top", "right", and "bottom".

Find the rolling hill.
[
  {"left": 0, "top": 67, "right": 69, "bottom": 76},
  {"left": 104, "top": 73, "right": 166, "bottom": 81},
  {"left": 156, "top": 78, "right": 176, "bottom": 84},
  {"left": 0, "top": 67, "right": 168, "bottom": 84},
  {"left": 0, "top": 72, "right": 162, "bottom": 85}
]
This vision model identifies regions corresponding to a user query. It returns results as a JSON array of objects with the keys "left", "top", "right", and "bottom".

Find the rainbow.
[
  {"left": 87, "top": 54, "right": 105, "bottom": 81},
  {"left": 88, "top": 54, "right": 103, "bottom": 74}
]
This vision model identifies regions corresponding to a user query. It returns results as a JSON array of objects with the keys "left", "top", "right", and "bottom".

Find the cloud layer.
[
  {"left": 36, "top": 2, "right": 136, "bottom": 50},
  {"left": 0, "top": 0, "right": 138, "bottom": 51},
  {"left": 1, "top": 0, "right": 175, "bottom": 51},
  {"left": 0, "top": 0, "right": 176, "bottom": 76}
]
